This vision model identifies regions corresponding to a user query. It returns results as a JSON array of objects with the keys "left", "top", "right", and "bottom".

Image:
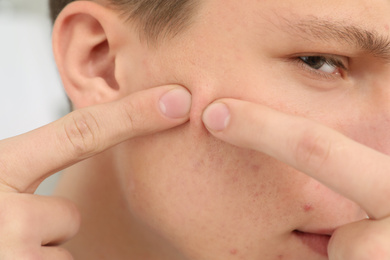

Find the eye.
[{"left": 298, "top": 55, "right": 347, "bottom": 76}]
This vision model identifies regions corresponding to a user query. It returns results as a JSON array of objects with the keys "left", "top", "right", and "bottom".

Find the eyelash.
[{"left": 294, "top": 55, "right": 348, "bottom": 80}]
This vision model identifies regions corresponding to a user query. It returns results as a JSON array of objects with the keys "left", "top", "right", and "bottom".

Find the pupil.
[{"left": 301, "top": 56, "right": 325, "bottom": 69}]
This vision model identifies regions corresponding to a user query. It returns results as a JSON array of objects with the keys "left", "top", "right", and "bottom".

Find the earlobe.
[{"left": 52, "top": 1, "right": 123, "bottom": 108}]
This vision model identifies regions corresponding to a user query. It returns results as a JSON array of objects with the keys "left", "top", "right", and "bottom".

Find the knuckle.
[
  {"left": 293, "top": 125, "right": 332, "bottom": 173},
  {"left": 120, "top": 93, "right": 152, "bottom": 135},
  {"left": 121, "top": 98, "right": 137, "bottom": 133},
  {"left": 61, "top": 110, "right": 101, "bottom": 157}
]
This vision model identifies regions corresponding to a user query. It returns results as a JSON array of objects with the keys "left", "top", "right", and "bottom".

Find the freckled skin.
[{"left": 56, "top": 0, "right": 390, "bottom": 259}]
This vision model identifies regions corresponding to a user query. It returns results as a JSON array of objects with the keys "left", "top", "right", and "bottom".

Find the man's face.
[{"left": 112, "top": 0, "right": 390, "bottom": 259}]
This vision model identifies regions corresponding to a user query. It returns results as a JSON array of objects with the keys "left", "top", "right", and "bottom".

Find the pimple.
[
  {"left": 230, "top": 249, "right": 238, "bottom": 255},
  {"left": 303, "top": 203, "right": 313, "bottom": 212},
  {"left": 385, "top": 24, "right": 389, "bottom": 31}
]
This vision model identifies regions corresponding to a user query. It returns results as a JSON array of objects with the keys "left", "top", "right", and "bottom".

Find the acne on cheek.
[
  {"left": 229, "top": 248, "right": 238, "bottom": 255},
  {"left": 303, "top": 203, "right": 314, "bottom": 212}
]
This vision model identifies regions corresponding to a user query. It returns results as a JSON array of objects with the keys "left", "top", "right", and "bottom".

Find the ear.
[{"left": 52, "top": 1, "right": 132, "bottom": 109}]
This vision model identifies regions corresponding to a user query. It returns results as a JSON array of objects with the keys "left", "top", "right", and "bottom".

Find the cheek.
[
  {"left": 113, "top": 48, "right": 358, "bottom": 255},
  {"left": 112, "top": 121, "right": 310, "bottom": 250}
]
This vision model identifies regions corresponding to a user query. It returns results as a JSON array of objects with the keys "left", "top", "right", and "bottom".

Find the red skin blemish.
[
  {"left": 303, "top": 204, "right": 313, "bottom": 212},
  {"left": 230, "top": 249, "right": 238, "bottom": 255}
]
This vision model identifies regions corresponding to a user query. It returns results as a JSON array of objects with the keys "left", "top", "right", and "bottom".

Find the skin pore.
[{"left": 53, "top": 0, "right": 390, "bottom": 259}]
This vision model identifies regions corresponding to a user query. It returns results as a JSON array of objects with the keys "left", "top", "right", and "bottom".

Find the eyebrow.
[{"left": 283, "top": 18, "right": 390, "bottom": 61}]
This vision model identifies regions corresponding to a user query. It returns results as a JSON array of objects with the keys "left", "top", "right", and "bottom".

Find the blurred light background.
[{"left": 0, "top": 0, "right": 69, "bottom": 195}]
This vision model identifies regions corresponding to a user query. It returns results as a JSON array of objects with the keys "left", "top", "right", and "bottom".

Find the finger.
[
  {"left": 0, "top": 247, "right": 73, "bottom": 260},
  {"left": 0, "top": 194, "right": 80, "bottom": 246},
  {"left": 328, "top": 218, "right": 390, "bottom": 260},
  {"left": 41, "top": 247, "right": 74, "bottom": 260},
  {"left": 202, "top": 100, "right": 390, "bottom": 219},
  {"left": 38, "top": 196, "right": 81, "bottom": 245},
  {"left": 0, "top": 85, "right": 191, "bottom": 193}
]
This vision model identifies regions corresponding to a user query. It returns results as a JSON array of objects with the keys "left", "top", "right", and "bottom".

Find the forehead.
[
  {"left": 196, "top": 0, "right": 390, "bottom": 31},
  {"left": 169, "top": 0, "right": 390, "bottom": 63},
  {"left": 154, "top": 0, "right": 390, "bottom": 87}
]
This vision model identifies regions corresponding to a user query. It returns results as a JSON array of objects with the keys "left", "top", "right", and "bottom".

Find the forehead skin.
[
  {"left": 98, "top": 0, "right": 390, "bottom": 259},
  {"left": 138, "top": 0, "right": 390, "bottom": 121},
  {"left": 148, "top": 0, "right": 386, "bottom": 71}
]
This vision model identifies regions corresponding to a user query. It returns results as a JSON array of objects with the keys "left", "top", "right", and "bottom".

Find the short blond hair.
[{"left": 49, "top": 0, "right": 199, "bottom": 42}]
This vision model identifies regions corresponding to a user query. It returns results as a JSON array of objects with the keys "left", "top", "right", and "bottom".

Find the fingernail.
[
  {"left": 159, "top": 88, "right": 192, "bottom": 118},
  {"left": 202, "top": 103, "right": 231, "bottom": 131}
]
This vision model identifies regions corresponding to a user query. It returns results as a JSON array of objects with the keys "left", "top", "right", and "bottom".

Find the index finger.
[
  {"left": 202, "top": 99, "right": 390, "bottom": 219},
  {"left": 0, "top": 85, "right": 191, "bottom": 193}
]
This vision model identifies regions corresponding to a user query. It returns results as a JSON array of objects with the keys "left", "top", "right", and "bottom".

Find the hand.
[
  {"left": 202, "top": 100, "right": 390, "bottom": 259},
  {"left": 0, "top": 85, "right": 191, "bottom": 259}
]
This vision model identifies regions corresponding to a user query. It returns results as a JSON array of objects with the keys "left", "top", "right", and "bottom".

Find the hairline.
[
  {"left": 50, "top": 0, "right": 201, "bottom": 45},
  {"left": 110, "top": 0, "right": 201, "bottom": 44}
]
